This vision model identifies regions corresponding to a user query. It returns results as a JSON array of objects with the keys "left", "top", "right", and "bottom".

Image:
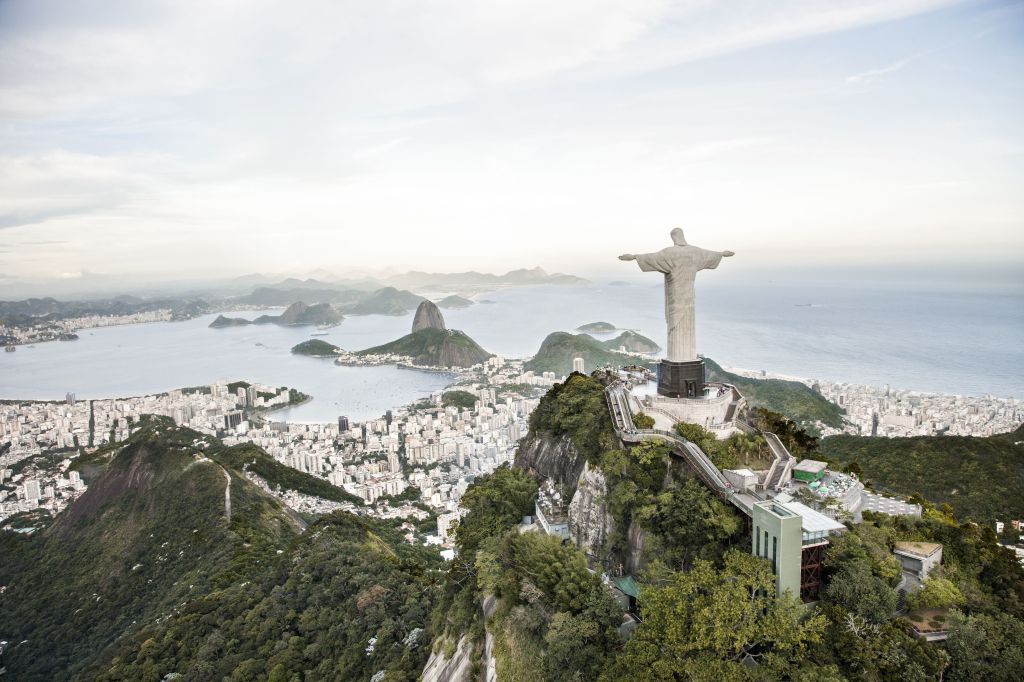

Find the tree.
[
  {"left": 824, "top": 616, "right": 949, "bottom": 681},
  {"left": 637, "top": 478, "right": 741, "bottom": 569},
  {"left": 442, "top": 390, "right": 478, "bottom": 409},
  {"left": 906, "top": 576, "right": 965, "bottom": 611},
  {"left": 455, "top": 465, "right": 538, "bottom": 555},
  {"left": 632, "top": 412, "right": 655, "bottom": 429},
  {"left": 501, "top": 532, "right": 607, "bottom": 613},
  {"left": 673, "top": 422, "right": 737, "bottom": 469},
  {"left": 821, "top": 561, "right": 896, "bottom": 624},
  {"left": 946, "top": 611, "right": 1024, "bottom": 682},
  {"left": 603, "top": 550, "right": 825, "bottom": 680}
]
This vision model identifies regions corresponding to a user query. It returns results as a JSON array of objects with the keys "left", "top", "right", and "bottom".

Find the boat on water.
[{"left": 310, "top": 332, "right": 329, "bottom": 336}]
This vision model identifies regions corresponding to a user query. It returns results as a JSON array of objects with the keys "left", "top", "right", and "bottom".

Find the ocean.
[{"left": 1, "top": 279, "right": 1020, "bottom": 423}]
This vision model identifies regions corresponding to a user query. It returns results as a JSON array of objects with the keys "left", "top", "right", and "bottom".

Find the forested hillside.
[
  {"left": 0, "top": 418, "right": 441, "bottom": 681},
  {"left": 434, "top": 373, "right": 1024, "bottom": 680},
  {"left": 820, "top": 425, "right": 1024, "bottom": 524},
  {"left": 705, "top": 358, "right": 846, "bottom": 428}
]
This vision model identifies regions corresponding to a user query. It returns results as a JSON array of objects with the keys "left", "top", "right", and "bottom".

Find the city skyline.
[{"left": 2, "top": 0, "right": 1022, "bottom": 283}]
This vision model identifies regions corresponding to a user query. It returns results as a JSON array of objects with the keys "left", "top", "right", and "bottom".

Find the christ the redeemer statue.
[{"left": 620, "top": 228, "right": 734, "bottom": 364}]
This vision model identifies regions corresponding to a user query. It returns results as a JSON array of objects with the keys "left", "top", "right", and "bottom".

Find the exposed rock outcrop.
[
  {"left": 568, "top": 462, "right": 615, "bottom": 556},
  {"left": 412, "top": 300, "right": 447, "bottom": 332},
  {"left": 420, "top": 636, "right": 474, "bottom": 682},
  {"left": 626, "top": 518, "right": 647, "bottom": 575},
  {"left": 514, "top": 433, "right": 588, "bottom": 493}
]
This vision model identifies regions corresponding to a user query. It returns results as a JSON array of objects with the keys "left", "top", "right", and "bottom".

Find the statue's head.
[{"left": 671, "top": 228, "right": 687, "bottom": 246}]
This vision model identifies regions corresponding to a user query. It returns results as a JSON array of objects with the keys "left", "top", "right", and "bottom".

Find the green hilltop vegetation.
[
  {"left": 0, "top": 417, "right": 441, "bottom": 681},
  {"left": 442, "top": 389, "right": 479, "bottom": 409},
  {"left": 704, "top": 357, "right": 846, "bottom": 429},
  {"left": 602, "top": 330, "right": 660, "bottom": 354},
  {"left": 819, "top": 424, "right": 1024, "bottom": 525},
  {"left": 358, "top": 327, "right": 491, "bottom": 368},
  {"left": 212, "top": 442, "right": 363, "bottom": 506},
  {"left": 291, "top": 338, "right": 341, "bottom": 356},
  {"left": 524, "top": 332, "right": 654, "bottom": 375},
  {"left": 432, "top": 373, "right": 1024, "bottom": 681}
]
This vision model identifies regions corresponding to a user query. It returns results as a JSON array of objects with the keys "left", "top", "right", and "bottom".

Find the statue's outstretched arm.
[
  {"left": 619, "top": 254, "right": 636, "bottom": 261},
  {"left": 722, "top": 250, "right": 735, "bottom": 257}
]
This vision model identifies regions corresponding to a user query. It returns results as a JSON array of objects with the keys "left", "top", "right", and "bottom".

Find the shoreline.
[{"left": 722, "top": 364, "right": 1021, "bottom": 402}]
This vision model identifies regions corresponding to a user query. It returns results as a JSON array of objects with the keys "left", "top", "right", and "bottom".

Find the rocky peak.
[{"left": 411, "top": 299, "right": 446, "bottom": 332}]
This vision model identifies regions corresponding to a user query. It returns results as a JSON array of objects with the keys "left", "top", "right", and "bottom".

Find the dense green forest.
[
  {"left": 212, "top": 441, "right": 363, "bottom": 505},
  {"left": 0, "top": 417, "right": 440, "bottom": 681},
  {"left": 819, "top": 425, "right": 1024, "bottom": 524},
  {"left": 469, "top": 373, "right": 1024, "bottom": 680}
]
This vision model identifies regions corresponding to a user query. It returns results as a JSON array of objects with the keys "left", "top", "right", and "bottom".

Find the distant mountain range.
[{"left": 383, "top": 266, "right": 586, "bottom": 291}]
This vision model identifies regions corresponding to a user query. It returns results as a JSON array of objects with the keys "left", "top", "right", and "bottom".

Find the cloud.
[
  {"left": 846, "top": 58, "right": 912, "bottom": 84},
  {"left": 0, "top": 151, "right": 157, "bottom": 229},
  {"left": 3, "top": 0, "right": 1013, "bottom": 281},
  {"left": 0, "top": 0, "right": 964, "bottom": 120}
]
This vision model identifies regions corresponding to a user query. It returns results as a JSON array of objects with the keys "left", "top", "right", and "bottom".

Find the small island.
[
  {"left": 209, "top": 314, "right": 252, "bottom": 328},
  {"left": 436, "top": 295, "right": 474, "bottom": 309},
  {"left": 291, "top": 339, "right": 342, "bottom": 357},
  {"left": 576, "top": 321, "right": 617, "bottom": 333}
]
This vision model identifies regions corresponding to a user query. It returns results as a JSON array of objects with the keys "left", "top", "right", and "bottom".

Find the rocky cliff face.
[
  {"left": 568, "top": 462, "right": 615, "bottom": 556},
  {"left": 626, "top": 518, "right": 647, "bottom": 575},
  {"left": 412, "top": 299, "right": 447, "bottom": 332},
  {"left": 514, "top": 433, "right": 588, "bottom": 492},
  {"left": 421, "top": 595, "right": 497, "bottom": 682},
  {"left": 420, "top": 636, "right": 474, "bottom": 682}
]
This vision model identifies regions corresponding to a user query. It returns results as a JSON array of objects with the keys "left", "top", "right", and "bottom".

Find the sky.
[{"left": 1, "top": 0, "right": 1022, "bottom": 289}]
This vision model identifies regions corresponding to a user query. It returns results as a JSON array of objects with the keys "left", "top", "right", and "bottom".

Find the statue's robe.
[{"left": 634, "top": 245, "right": 723, "bottom": 362}]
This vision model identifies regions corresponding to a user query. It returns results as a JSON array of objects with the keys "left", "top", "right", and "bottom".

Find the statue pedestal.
[{"left": 657, "top": 359, "right": 705, "bottom": 398}]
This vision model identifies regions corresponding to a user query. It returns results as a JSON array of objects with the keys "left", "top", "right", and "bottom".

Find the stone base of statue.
[
  {"left": 642, "top": 365, "right": 745, "bottom": 440},
  {"left": 657, "top": 359, "right": 705, "bottom": 398}
]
